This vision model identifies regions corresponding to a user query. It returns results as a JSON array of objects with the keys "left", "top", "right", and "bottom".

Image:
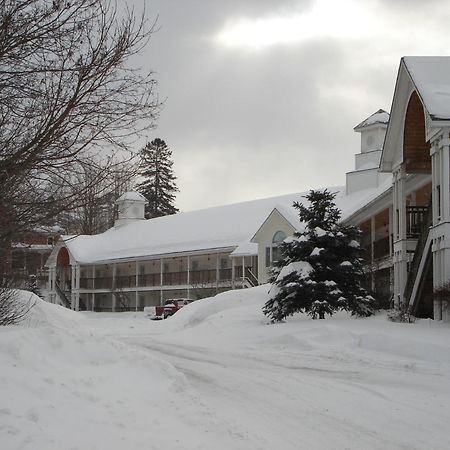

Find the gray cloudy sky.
[{"left": 128, "top": 0, "right": 450, "bottom": 211}]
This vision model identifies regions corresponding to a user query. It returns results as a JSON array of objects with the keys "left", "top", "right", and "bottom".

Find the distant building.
[{"left": 8, "top": 226, "right": 62, "bottom": 286}]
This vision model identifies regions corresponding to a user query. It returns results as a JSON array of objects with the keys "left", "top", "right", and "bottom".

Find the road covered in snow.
[{"left": 2, "top": 287, "right": 450, "bottom": 449}]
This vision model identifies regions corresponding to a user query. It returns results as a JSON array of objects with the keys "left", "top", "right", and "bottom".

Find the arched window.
[
  {"left": 272, "top": 231, "right": 287, "bottom": 244},
  {"left": 266, "top": 231, "right": 287, "bottom": 267}
]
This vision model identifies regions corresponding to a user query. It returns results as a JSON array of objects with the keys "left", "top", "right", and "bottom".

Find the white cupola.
[
  {"left": 346, "top": 109, "right": 391, "bottom": 194},
  {"left": 114, "top": 191, "right": 147, "bottom": 227},
  {"left": 353, "top": 109, "right": 389, "bottom": 154}
]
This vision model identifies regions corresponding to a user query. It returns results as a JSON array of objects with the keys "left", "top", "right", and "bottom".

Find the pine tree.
[
  {"left": 136, "top": 139, "right": 179, "bottom": 218},
  {"left": 263, "top": 189, "right": 375, "bottom": 322}
]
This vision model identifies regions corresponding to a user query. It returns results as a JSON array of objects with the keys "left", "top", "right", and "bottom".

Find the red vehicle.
[{"left": 152, "top": 298, "right": 192, "bottom": 320}]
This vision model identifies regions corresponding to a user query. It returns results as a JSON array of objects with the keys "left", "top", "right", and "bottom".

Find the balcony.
[
  {"left": 406, "top": 206, "right": 428, "bottom": 239},
  {"left": 79, "top": 268, "right": 236, "bottom": 290}
]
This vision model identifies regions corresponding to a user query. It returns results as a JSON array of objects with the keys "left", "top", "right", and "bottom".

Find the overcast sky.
[{"left": 128, "top": 0, "right": 450, "bottom": 212}]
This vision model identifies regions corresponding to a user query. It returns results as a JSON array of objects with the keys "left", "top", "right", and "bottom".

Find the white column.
[
  {"left": 216, "top": 253, "right": 220, "bottom": 291},
  {"left": 431, "top": 134, "right": 450, "bottom": 320},
  {"left": 135, "top": 261, "right": 139, "bottom": 312},
  {"left": 112, "top": 264, "right": 116, "bottom": 312},
  {"left": 231, "top": 258, "right": 235, "bottom": 289},
  {"left": 242, "top": 256, "right": 245, "bottom": 288},
  {"left": 392, "top": 166, "right": 407, "bottom": 308},
  {"left": 91, "top": 265, "right": 95, "bottom": 311},
  {"left": 370, "top": 216, "right": 376, "bottom": 291},
  {"left": 160, "top": 258, "right": 164, "bottom": 305},
  {"left": 187, "top": 255, "right": 190, "bottom": 299}
]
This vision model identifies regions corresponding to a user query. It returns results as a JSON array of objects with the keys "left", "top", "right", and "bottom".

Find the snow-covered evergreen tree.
[
  {"left": 136, "top": 139, "right": 179, "bottom": 218},
  {"left": 263, "top": 189, "right": 375, "bottom": 322}
]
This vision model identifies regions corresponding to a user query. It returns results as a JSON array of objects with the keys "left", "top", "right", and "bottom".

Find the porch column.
[
  {"left": 135, "top": 261, "right": 139, "bottom": 312},
  {"left": 242, "top": 256, "right": 245, "bottom": 288},
  {"left": 370, "top": 216, "right": 376, "bottom": 291},
  {"left": 112, "top": 263, "right": 116, "bottom": 312},
  {"left": 216, "top": 253, "right": 220, "bottom": 292},
  {"left": 431, "top": 135, "right": 450, "bottom": 320},
  {"left": 231, "top": 257, "right": 235, "bottom": 289},
  {"left": 91, "top": 265, "right": 96, "bottom": 311},
  {"left": 160, "top": 258, "right": 164, "bottom": 305},
  {"left": 392, "top": 166, "right": 408, "bottom": 309},
  {"left": 72, "top": 264, "right": 80, "bottom": 311},
  {"left": 187, "top": 255, "right": 190, "bottom": 299}
]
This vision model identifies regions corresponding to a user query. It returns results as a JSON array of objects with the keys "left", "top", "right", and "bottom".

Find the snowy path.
[
  {"left": 3, "top": 288, "right": 450, "bottom": 449},
  {"left": 124, "top": 333, "right": 450, "bottom": 450}
]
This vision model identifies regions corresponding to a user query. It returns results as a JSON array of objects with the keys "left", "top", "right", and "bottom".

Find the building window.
[
  {"left": 266, "top": 231, "right": 287, "bottom": 267},
  {"left": 265, "top": 247, "right": 271, "bottom": 267},
  {"left": 272, "top": 231, "right": 286, "bottom": 263}
]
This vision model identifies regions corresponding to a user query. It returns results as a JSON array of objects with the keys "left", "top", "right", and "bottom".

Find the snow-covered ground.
[{"left": 2, "top": 287, "right": 450, "bottom": 450}]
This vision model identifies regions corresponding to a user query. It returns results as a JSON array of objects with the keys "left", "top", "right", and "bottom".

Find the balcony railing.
[
  {"left": 163, "top": 271, "right": 188, "bottom": 285},
  {"left": 79, "top": 268, "right": 240, "bottom": 290},
  {"left": 139, "top": 273, "right": 160, "bottom": 287},
  {"left": 406, "top": 206, "right": 428, "bottom": 239}
]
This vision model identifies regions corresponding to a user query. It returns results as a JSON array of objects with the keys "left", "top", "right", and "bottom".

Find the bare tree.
[
  {"left": 56, "top": 156, "right": 138, "bottom": 235},
  {"left": 0, "top": 0, "right": 160, "bottom": 276},
  {"left": 0, "top": 285, "right": 35, "bottom": 325}
]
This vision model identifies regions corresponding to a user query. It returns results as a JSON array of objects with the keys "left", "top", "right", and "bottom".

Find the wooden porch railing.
[
  {"left": 406, "top": 206, "right": 428, "bottom": 239},
  {"left": 79, "top": 268, "right": 243, "bottom": 289}
]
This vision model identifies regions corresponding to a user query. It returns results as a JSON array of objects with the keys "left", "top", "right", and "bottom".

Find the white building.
[{"left": 46, "top": 56, "right": 450, "bottom": 321}]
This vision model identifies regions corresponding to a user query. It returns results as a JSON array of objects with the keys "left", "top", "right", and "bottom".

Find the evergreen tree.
[
  {"left": 263, "top": 189, "right": 375, "bottom": 322},
  {"left": 136, "top": 139, "right": 179, "bottom": 218}
]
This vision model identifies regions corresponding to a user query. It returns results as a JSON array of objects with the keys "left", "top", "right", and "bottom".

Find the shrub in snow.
[
  {"left": 387, "top": 309, "right": 415, "bottom": 323},
  {"left": 263, "top": 189, "right": 376, "bottom": 322},
  {"left": 0, "top": 286, "right": 35, "bottom": 326}
]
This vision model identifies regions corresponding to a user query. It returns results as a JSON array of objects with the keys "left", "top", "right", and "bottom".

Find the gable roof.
[
  {"left": 353, "top": 109, "right": 389, "bottom": 131},
  {"left": 380, "top": 56, "right": 450, "bottom": 172},
  {"left": 403, "top": 56, "right": 450, "bottom": 120}
]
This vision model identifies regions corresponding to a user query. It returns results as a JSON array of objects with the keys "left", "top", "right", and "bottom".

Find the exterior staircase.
[
  {"left": 55, "top": 282, "right": 71, "bottom": 308},
  {"left": 404, "top": 203, "right": 433, "bottom": 315}
]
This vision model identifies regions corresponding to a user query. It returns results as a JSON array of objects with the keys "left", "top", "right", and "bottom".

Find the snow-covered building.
[
  {"left": 46, "top": 185, "right": 377, "bottom": 312},
  {"left": 46, "top": 56, "right": 450, "bottom": 321},
  {"left": 343, "top": 56, "right": 450, "bottom": 321}
]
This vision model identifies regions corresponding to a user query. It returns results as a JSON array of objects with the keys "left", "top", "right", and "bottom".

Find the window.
[
  {"left": 265, "top": 247, "right": 271, "bottom": 267},
  {"left": 272, "top": 231, "right": 286, "bottom": 263},
  {"left": 266, "top": 231, "right": 287, "bottom": 267}
]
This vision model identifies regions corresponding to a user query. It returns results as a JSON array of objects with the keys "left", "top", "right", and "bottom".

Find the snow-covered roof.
[
  {"left": 60, "top": 185, "right": 386, "bottom": 264},
  {"left": 230, "top": 242, "right": 258, "bottom": 257},
  {"left": 116, "top": 191, "right": 147, "bottom": 203},
  {"left": 403, "top": 56, "right": 450, "bottom": 120},
  {"left": 353, "top": 109, "right": 389, "bottom": 131}
]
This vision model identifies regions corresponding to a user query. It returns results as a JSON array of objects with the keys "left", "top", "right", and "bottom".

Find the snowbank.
[{"left": 3, "top": 287, "right": 450, "bottom": 449}]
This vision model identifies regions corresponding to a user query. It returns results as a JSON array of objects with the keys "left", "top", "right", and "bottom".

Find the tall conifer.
[{"left": 136, "top": 139, "right": 179, "bottom": 218}]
